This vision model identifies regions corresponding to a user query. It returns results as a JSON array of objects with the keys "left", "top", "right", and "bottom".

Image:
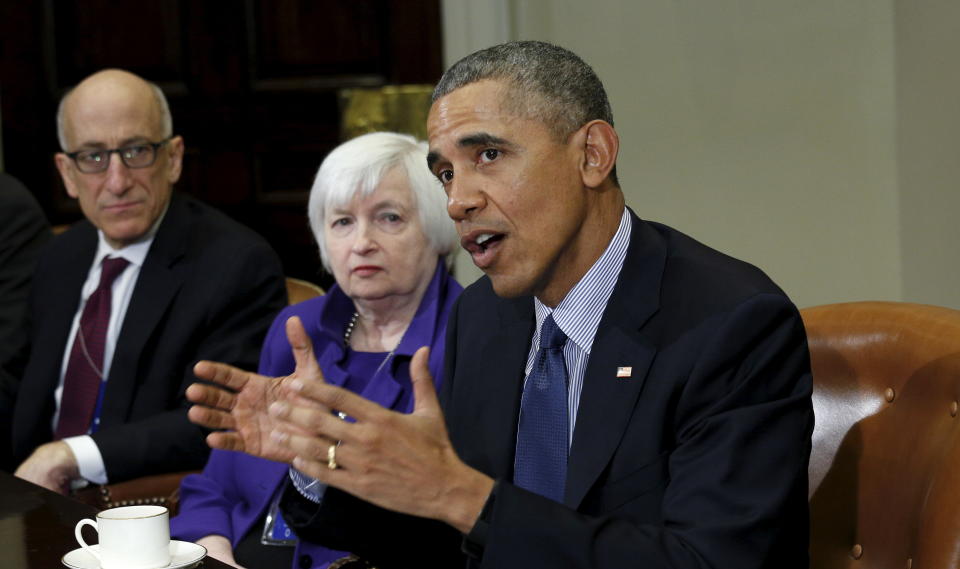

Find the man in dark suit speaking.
[
  {"left": 189, "top": 41, "right": 813, "bottom": 568},
  {"left": 5, "top": 69, "right": 287, "bottom": 493}
]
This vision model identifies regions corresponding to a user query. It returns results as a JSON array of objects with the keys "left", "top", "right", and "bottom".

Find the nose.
[
  {"left": 446, "top": 173, "right": 486, "bottom": 222},
  {"left": 103, "top": 152, "right": 134, "bottom": 195},
  {"left": 351, "top": 220, "right": 377, "bottom": 255}
]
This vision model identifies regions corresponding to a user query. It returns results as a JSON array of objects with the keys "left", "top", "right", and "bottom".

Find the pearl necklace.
[
  {"left": 343, "top": 311, "right": 360, "bottom": 345},
  {"left": 344, "top": 311, "right": 398, "bottom": 377}
]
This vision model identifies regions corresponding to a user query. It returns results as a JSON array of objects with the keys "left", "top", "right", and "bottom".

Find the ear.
[
  {"left": 165, "top": 135, "right": 185, "bottom": 184},
  {"left": 578, "top": 120, "right": 619, "bottom": 188},
  {"left": 54, "top": 153, "right": 80, "bottom": 199}
]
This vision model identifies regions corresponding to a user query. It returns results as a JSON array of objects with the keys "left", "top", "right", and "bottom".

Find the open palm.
[{"left": 187, "top": 316, "right": 328, "bottom": 463}]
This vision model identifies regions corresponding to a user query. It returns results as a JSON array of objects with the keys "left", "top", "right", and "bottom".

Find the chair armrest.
[{"left": 72, "top": 470, "right": 198, "bottom": 515}]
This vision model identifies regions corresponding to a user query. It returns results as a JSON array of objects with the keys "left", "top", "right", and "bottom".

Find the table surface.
[{"left": 0, "top": 471, "right": 230, "bottom": 569}]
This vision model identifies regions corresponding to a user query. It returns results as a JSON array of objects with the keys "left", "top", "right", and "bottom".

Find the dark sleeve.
[
  {"left": 0, "top": 176, "right": 50, "bottom": 381},
  {"left": 0, "top": 176, "right": 50, "bottom": 469},
  {"left": 281, "top": 482, "right": 466, "bottom": 569},
  {"left": 0, "top": 364, "right": 19, "bottom": 471},
  {"left": 474, "top": 294, "right": 813, "bottom": 569},
  {"left": 92, "top": 238, "right": 288, "bottom": 480}
]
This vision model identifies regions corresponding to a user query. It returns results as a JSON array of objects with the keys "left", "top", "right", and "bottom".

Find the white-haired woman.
[{"left": 171, "top": 132, "right": 462, "bottom": 569}]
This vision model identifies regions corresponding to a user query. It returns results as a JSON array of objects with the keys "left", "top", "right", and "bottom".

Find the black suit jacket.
[
  {"left": 7, "top": 193, "right": 287, "bottom": 481},
  {"left": 284, "top": 212, "right": 813, "bottom": 569},
  {"left": 0, "top": 174, "right": 51, "bottom": 469}
]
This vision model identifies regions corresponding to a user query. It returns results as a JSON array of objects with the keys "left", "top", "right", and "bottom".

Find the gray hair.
[
  {"left": 308, "top": 132, "right": 459, "bottom": 273},
  {"left": 433, "top": 40, "right": 614, "bottom": 141},
  {"left": 56, "top": 81, "right": 173, "bottom": 151}
]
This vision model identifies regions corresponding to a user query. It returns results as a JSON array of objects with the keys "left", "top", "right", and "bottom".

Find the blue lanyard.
[{"left": 89, "top": 379, "right": 108, "bottom": 433}]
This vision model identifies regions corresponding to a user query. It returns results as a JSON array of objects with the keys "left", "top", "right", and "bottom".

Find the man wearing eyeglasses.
[{"left": 5, "top": 69, "right": 287, "bottom": 493}]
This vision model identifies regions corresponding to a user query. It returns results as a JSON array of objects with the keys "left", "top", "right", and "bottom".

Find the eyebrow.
[
  {"left": 329, "top": 199, "right": 405, "bottom": 215},
  {"left": 370, "top": 199, "right": 405, "bottom": 211},
  {"left": 74, "top": 136, "right": 153, "bottom": 150},
  {"left": 458, "top": 132, "right": 512, "bottom": 149},
  {"left": 426, "top": 151, "right": 442, "bottom": 171},
  {"left": 426, "top": 132, "right": 518, "bottom": 171}
]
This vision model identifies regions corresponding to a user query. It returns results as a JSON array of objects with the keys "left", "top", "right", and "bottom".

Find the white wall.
[
  {"left": 895, "top": 1, "right": 960, "bottom": 309},
  {"left": 442, "top": 0, "right": 959, "bottom": 310}
]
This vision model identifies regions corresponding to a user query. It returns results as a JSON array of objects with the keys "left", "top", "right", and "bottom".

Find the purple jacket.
[{"left": 171, "top": 261, "right": 461, "bottom": 569}]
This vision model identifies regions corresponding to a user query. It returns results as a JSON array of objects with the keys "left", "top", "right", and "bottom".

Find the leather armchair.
[
  {"left": 73, "top": 471, "right": 189, "bottom": 514},
  {"left": 286, "top": 277, "right": 324, "bottom": 305},
  {"left": 802, "top": 301, "right": 960, "bottom": 569}
]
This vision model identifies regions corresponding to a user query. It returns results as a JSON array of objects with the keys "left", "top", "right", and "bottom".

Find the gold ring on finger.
[{"left": 327, "top": 443, "right": 338, "bottom": 470}]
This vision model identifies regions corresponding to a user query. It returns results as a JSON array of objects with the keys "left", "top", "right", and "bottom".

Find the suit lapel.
[
  {"left": 18, "top": 224, "right": 97, "bottom": 439},
  {"left": 472, "top": 295, "right": 533, "bottom": 478},
  {"left": 564, "top": 214, "right": 666, "bottom": 507},
  {"left": 100, "top": 197, "right": 191, "bottom": 425}
]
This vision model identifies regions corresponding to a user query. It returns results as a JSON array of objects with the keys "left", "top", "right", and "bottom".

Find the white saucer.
[{"left": 62, "top": 540, "right": 207, "bottom": 569}]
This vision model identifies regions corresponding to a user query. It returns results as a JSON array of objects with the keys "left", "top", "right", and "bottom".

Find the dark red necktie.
[{"left": 55, "top": 256, "right": 130, "bottom": 439}]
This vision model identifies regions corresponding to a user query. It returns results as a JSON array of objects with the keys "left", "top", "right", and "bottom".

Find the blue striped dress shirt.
[{"left": 526, "top": 207, "right": 631, "bottom": 446}]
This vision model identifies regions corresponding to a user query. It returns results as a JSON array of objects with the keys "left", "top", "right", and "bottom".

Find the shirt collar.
[
  {"left": 94, "top": 230, "right": 153, "bottom": 268},
  {"left": 534, "top": 207, "right": 631, "bottom": 354}
]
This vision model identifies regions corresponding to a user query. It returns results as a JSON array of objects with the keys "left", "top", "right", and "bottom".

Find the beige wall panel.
[
  {"left": 895, "top": 0, "right": 960, "bottom": 309},
  {"left": 514, "top": 0, "right": 901, "bottom": 308}
]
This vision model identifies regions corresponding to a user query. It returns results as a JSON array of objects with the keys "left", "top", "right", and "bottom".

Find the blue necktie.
[{"left": 514, "top": 314, "right": 569, "bottom": 502}]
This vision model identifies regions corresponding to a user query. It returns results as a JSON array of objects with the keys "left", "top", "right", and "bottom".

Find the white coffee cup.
[{"left": 74, "top": 505, "right": 171, "bottom": 569}]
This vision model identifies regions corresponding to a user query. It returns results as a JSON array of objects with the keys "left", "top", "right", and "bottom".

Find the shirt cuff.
[
  {"left": 63, "top": 435, "right": 108, "bottom": 484},
  {"left": 288, "top": 467, "right": 327, "bottom": 504}
]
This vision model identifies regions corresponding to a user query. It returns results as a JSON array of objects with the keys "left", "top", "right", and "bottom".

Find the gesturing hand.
[
  {"left": 186, "top": 316, "right": 330, "bottom": 463},
  {"left": 269, "top": 346, "right": 494, "bottom": 534}
]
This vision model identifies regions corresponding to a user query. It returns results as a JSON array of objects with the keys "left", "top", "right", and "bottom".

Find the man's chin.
[
  {"left": 101, "top": 223, "right": 151, "bottom": 248},
  {"left": 487, "top": 273, "right": 534, "bottom": 299}
]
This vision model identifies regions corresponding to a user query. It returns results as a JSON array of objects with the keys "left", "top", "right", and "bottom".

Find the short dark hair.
[
  {"left": 434, "top": 41, "right": 613, "bottom": 137},
  {"left": 433, "top": 41, "right": 617, "bottom": 184}
]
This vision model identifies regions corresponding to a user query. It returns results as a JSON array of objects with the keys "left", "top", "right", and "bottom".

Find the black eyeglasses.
[{"left": 64, "top": 137, "right": 173, "bottom": 174}]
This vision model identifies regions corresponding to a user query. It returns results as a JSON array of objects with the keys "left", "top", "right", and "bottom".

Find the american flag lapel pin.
[{"left": 616, "top": 366, "right": 632, "bottom": 378}]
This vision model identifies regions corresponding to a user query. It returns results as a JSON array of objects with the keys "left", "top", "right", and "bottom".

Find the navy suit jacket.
[
  {"left": 7, "top": 193, "right": 287, "bottom": 481},
  {"left": 283, "top": 212, "right": 813, "bottom": 569}
]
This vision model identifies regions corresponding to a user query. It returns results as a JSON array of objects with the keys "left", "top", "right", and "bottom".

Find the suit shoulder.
[
  {"left": 171, "top": 194, "right": 278, "bottom": 257},
  {"left": 36, "top": 221, "right": 95, "bottom": 265},
  {"left": 651, "top": 221, "right": 787, "bottom": 301},
  {"left": 456, "top": 275, "right": 503, "bottom": 312},
  {"left": 0, "top": 174, "right": 44, "bottom": 214},
  {"left": 178, "top": 195, "right": 265, "bottom": 240},
  {"left": 634, "top": 221, "right": 799, "bottom": 339},
  {"left": 450, "top": 275, "right": 530, "bottom": 335},
  {"left": 0, "top": 175, "right": 51, "bottom": 257}
]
